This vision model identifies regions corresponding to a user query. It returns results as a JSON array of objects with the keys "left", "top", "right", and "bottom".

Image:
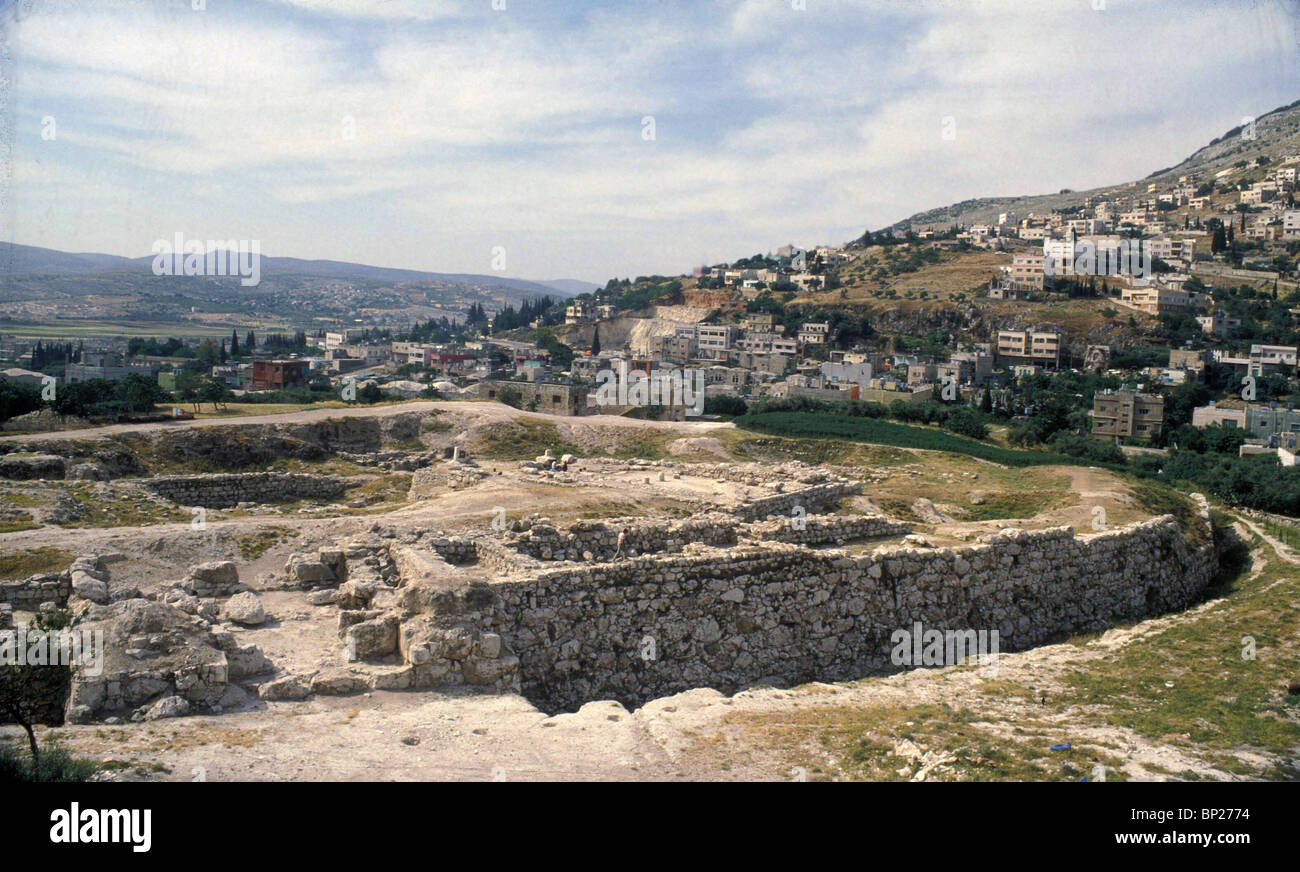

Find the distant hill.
[
  {"left": 884, "top": 97, "right": 1300, "bottom": 234},
  {"left": 534, "top": 278, "right": 602, "bottom": 296},
  {"left": 0, "top": 242, "right": 584, "bottom": 299}
]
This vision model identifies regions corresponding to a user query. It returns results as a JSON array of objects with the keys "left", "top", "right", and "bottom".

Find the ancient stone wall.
[
  {"left": 505, "top": 515, "right": 740, "bottom": 562},
  {"left": 747, "top": 513, "right": 911, "bottom": 545},
  {"left": 728, "top": 481, "right": 860, "bottom": 521},
  {"left": 410, "top": 501, "right": 1216, "bottom": 711},
  {"left": 143, "top": 473, "right": 348, "bottom": 508},
  {"left": 0, "top": 572, "right": 70, "bottom": 609}
]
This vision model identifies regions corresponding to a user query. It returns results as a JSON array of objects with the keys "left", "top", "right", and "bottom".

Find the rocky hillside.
[{"left": 888, "top": 97, "right": 1300, "bottom": 232}]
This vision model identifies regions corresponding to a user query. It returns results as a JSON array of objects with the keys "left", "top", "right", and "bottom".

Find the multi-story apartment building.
[
  {"left": 655, "top": 334, "right": 696, "bottom": 364},
  {"left": 324, "top": 329, "right": 366, "bottom": 350},
  {"left": 1249, "top": 344, "right": 1299, "bottom": 377},
  {"left": 1092, "top": 389, "right": 1165, "bottom": 442},
  {"left": 1245, "top": 405, "right": 1300, "bottom": 439},
  {"left": 1196, "top": 312, "right": 1242, "bottom": 338},
  {"left": 996, "top": 329, "right": 1061, "bottom": 369},
  {"left": 1003, "top": 254, "right": 1046, "bottom": 291},
  {"left": 249, "top": 359, "right": 309, "bottom": 391},
  {"left": 798, "top": 322, "right": 829, "bottom": 345},
  {"left": 1284, "top": 210, "right": 1300, "bottom": 240},
  {"left": 694, "top": 324, "right": 737, "bottom": 358},
  {"left": 1121, "top": 286, "right": 1200, "bottom": 316}
]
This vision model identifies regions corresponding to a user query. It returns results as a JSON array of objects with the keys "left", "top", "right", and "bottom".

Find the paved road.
[{"left": 0, "top": 399, "right": 732, "bottom": 443}]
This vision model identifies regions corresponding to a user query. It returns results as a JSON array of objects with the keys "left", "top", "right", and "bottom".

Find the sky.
[{"left": 2, "top": 0, "right": 1299, "bottom": 285}]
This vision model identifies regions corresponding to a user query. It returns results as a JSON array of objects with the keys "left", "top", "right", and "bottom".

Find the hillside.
[{"left": 887, "top": 98, "right": 1300, "bottom": 233}]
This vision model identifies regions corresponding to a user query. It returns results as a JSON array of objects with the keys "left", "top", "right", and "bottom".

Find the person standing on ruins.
[{"left": 614, "top": 528, "right": 626, "bottom": 560}]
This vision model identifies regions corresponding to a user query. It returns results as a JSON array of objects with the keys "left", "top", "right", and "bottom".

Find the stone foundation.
[
  {"left": 143, "top": 472, "right": 348, "bottom": 508},
  {"left": 395, "top": 498, "right": 1216, "bottom": 712}
]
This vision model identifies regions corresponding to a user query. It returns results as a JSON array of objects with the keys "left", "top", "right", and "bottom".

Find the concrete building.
[
  {"left": 1092, "top": 388, "right": 1165, "bottom": 442},
  {"left": 250, "top": 359, "right": 309, "bottom": 391},
  {"left": 1191, "top": 404, "right": 1246, "bottom": 429},
  {"left": 478, "top": 380, "right": 585, "bottom": 415},
  {"left": 996, "top": 329, "right": 1061, "bottom": 369},
  {"left": 1249, "top": 344, "right": 1298, "bottom": 378},
  {"left": 1196, "top": 312, "right": 1242, "bottom": 338}
]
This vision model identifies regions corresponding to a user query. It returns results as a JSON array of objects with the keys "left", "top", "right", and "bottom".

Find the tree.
[
  {"left": 1211, "top": 226, "right": 1228, "bottom": 254},
  {"left": 198, "top": 376, "right": 232, "bottom": 411},
  {"left": 0, "top": 380, "right": 41, "bottom": 423},
  {"left": 230, "top": 330, "right": 240, "bottom": 357},
  {"left": 197, "top": 338, "right": 221, "bottom": 366},
  {"left": 0, "top": 609, "right": 77, "bottom": 768},
  {"left": 591, "top": 326, "right": 601, "bottom": 356},
  {"left": 496, "top": 385, "right": 523, "bottom": 409}
]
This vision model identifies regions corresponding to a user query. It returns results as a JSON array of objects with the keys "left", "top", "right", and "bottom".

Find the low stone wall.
[
  {"left": 143, "top": 473, "right": 348, "bottom": 508},
  {"left": 504, "top": 514, "right": 739, "bottom": 562},
  {"left": 747, "top": 513, "right": 911, "bottom": 546},
  {"left": 729, "top": 481, "right": 861, "bottom": 521},
  {"left": 0, "top": 453, "right": 66, "bottom": 480},
  {"left": 428, "top": 536, "right": 478, "bottom": 565},
  {"left": 0, "top": 572, "right": 70, "bottom": 609},
  {"left": 410, "top": 501, "right": 1216, "bottom": 711}
]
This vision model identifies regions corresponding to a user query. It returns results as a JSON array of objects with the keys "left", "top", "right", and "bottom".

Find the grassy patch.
[
  {"left": 236, "top": 526, "right": 297, "bottom": 560},
  {"left": 1061, "top": 544, "right": 1300, "bottom": 774},
  {"left": 0, "top": 514, "right": 40, "bottom": 533},
  {"left": 0, "top": 546, "right": 73, "bottom": 579},
  {"left": 471, "top": 420, "right": 582, "bottom": 460},
  {"left": 0, "top": 744, "right": 99, "bottom": 782},
  {"left": 54, "top": 486, "right": 190, "bottom": 529},
  {"left": 961, "top": 487, "right": 1066, "bottom": 522},
  {"left": 1128, "top": 480, "right": 1205, "bottom": 543},
  {"left": 735, "top": 412, "right": 1117, "bottom": 469}
]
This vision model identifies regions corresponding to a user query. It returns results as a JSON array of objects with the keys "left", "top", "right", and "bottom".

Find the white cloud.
[{"left": 5, "top": 0, "right": 1298, "bottom": 282}]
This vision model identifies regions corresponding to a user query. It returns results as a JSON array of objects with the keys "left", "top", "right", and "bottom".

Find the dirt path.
[
  {"left": 1236, "top": 515, "right": 1300, "bottom": 566},
  {"left": 0, "top": 400, "right": 734, "bottom": 444}
]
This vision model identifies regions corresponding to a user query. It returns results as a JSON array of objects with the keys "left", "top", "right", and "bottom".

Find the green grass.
[
  {"left": 236, "top": 526, "right": 297, "bottom": 560},
  {"left": 735, "top": 412, "right": 1120, "bottom": 470},
  {"left": 1129, "top": 480, "right": 1206, "bottom": 543},
  {"left": 0, "top": 744, "right": 99, "bottom": 782},
  {"left": 0, "top": 515, "right": 40, "bottom": 533},
  {"left": 1061, "top": 528, "right": 1300, "bottom": 777},
  {"left": 471, "top": 420, "right": 583, "bottom": 460},
  {"left": 0, "top": 546, "right": 73, "bottom": 579}
]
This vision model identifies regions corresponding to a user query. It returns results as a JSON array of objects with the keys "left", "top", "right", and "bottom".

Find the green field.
[{"left": 734, "top": 411, "right": 1121, "bottom": 470}]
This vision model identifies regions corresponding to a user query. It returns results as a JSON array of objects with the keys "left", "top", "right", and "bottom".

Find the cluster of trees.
[
  {"left": 0, "top": 379, "right": 43, "bottom": 421},
  {"left": 491, "top": 296, "right": 559, "bottom": 332},
  {"left": 260, "top": 331, "right": 309, "bottom": 353},
  {"left": 400, "top": 316, "right": 461, "bottom": 344},
  {"left": 1130, "top": 450, "right": 1300, "bottom": 516},
  {"left": 463, "top": 302, "right": 491, "bottom": 328},
  {"left": 29, "top": 341, "right": 81, "bottom": 371},
  {"left": 47, "top": 374, "right": 170, "bottom": 419},
  {"left": 531, "top": 328, "right": 574, "bottom": 370},
  {"left": 125, "top": 337, "right": 188, "bottom": 358}
]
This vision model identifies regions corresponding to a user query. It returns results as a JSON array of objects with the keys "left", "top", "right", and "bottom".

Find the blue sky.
[{"left": 2, "top": 0, "right": 1298, "bottom": 284}]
